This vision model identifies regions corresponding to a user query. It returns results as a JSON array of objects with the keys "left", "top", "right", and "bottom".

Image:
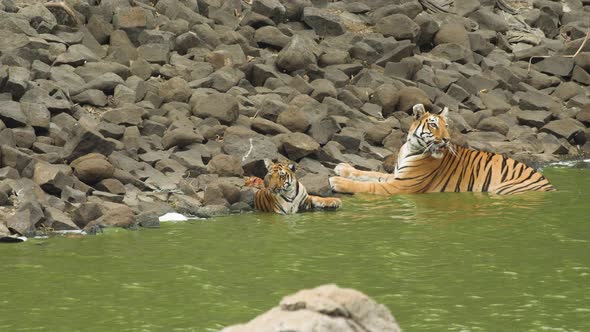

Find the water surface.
[{"left": 1, "top": 165, "right": 589, "bottom": 331}]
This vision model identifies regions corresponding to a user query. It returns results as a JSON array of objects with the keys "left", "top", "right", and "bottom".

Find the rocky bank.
[{"left": 0, "top": 0, "right": 589, "bottom": 238}]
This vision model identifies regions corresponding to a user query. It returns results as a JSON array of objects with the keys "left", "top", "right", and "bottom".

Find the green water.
[{"left": 1, "top": 165, "right": 589, "bottom": 332}]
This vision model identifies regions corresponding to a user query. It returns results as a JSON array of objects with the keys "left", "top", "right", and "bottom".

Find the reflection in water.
[{"left": 0, "top": 167, "right": 588, "bottom": 332}]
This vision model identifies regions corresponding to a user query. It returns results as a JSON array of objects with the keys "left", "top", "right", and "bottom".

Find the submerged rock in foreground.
[{"left": 222, "top": 284, "right": 401, "bottom": 332}]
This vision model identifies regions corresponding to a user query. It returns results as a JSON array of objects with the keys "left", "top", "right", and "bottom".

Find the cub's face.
[{"left": 264, "top": 160, "right": 296, "bottom": 193}]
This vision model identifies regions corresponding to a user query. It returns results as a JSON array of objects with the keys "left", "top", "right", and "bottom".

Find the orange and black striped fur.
[
  {"left": 255, "top": 160, "right": 342, "bottom": 214},
  {"left": 329, "top": 104, "right": 555, "bottom": 195}
]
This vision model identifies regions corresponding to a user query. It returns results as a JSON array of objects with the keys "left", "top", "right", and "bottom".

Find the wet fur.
[
  {"left": 329, "top": 105, "right": 555, "bottom": 195},
  {"left": 255, "top": 161, "right": 341, "bottom": 214}
]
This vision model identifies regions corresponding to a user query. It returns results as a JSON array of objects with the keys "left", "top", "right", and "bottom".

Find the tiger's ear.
[
  {"left": 412, "top": 104, "right": 426, "bottom": 119},
  {"left": 263, "top": 159, "right": 274, "bottom": 170},
  {"left": 287, "top": 163, "right": 296, "bottom": 171},
  {"left": 440, "top": 106, "right": 449, "bottom": 118}
]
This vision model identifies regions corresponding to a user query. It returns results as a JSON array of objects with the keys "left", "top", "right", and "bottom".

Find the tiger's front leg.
[
  {"left": 306, "top": 195, "right": 342, "bottom": 210},
  {"left": 334, "top": 163, "right": 395, "bottom": 182},
  {"left": 329, "top": 176, "right": 406, "bottom": 195}
]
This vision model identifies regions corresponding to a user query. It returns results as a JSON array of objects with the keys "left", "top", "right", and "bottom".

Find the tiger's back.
[{"left": 410, "top": 144, "right": 555, "bottom": 194}]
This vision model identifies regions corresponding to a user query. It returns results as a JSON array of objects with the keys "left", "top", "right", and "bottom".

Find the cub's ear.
[
  {"left": 288, "top": 163, "right": 296, "bottom": 171},
  {"left": 440, "top": 106, "right": 449, "bottom": 118},
  {"left": 412, "top": 104, "right": 427, "bottom": 119},
  {"left": 263, "top": 159, "right": 274, "bottom": 170}
]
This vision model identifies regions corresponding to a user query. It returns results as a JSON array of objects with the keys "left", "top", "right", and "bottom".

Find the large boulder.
[{"left": 222, "top": 284, "right": 401, "bottom": 332}]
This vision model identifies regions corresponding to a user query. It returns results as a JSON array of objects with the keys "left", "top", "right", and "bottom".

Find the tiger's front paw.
[
  {"left": 334, "top": 163, "right": 355, "bottom": 178},
  {"left": 329, "top": 176, "right": 349, "bottom": 193},
  {"left": 324, "top": 197, "right": 342, "bottom": 209}
]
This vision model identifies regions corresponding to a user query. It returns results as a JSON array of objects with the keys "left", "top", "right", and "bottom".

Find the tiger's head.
[
  {"left": 407, "top": 104, "right": 451, "bottom": 159},
  {"left": 263, "top": 159, "right": 296, "bottom": 193}
]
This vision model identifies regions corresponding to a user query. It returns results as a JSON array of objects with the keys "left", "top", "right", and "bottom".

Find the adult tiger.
[
  {"left": 255, "top": 159, "right": 342, "bottom": 214},
  {"left": 329, "top": 104, "right": 555, "bottom": 195}
]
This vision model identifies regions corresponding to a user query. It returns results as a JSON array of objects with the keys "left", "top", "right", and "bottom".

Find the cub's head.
[
  {"left": 263, "top": 159, "right": 296, "bottom": 193},
  {"left": 407, "top": 104, "right": 451, "bottom": 159}
]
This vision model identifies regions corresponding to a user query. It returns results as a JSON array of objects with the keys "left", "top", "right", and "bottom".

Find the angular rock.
[
  {"left": 162, "top": 127, "right": 204, "bottom": 149},
  {"left": 63, "top": 121, "right": 116, "bottom": 162},
  {"left": 534, "top": 56, "right": 575, "bottom": 77},
  {"left": 222, "top": 126, "right": 278, "bottom": 173},
  {"left": 276, "top": 34, "right": 318, "bottom": 72},
  {"left": 434, "top": 22, "right": 470, "bottom": 48},
  {"left": 0, "top": 100, "right": 27, "bottom": 127},
  {"left": 302, "top": 7, "right": 346, "bottom": 36},
  {"left": 72, "top": 89, "right": 108, "bottom": 107},
  {"left": 192, "top": 93, "right": 239, "bottom": 124},
  {"left": 45, "top": 207, "right": 79, "bottom": 231},
  {"left": 207, "top": 154, "right": 244, "bottom": 177},
  {"left": 159, "top": 77, "right": 191, "bottom": 103},
  {"left": 281, "top": 132, "right": 320, "bottom": 161},
  {"left": 431, "top": 43, "right": 474, "bottom": 64},
  {"left": 540, "top": 118, "right": 585, "bottom": 141},
  {"left": 376, "top": 14, "right": 420, "bottom": 41},
  {"left": 517, "top": 110, "right": 552, "bottom": 129}
]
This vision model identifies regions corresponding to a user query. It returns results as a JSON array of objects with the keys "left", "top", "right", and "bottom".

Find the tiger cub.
[
  {"left": 255, "top": 160, "right": 342, "bottom": 214},
  {"left": 329, "top": 104, "right": 555, "bottom": 195}
]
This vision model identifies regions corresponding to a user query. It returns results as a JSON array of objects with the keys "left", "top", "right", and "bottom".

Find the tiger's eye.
[{"left": 429, "top": 123, "right": 438, "bottom": 129}]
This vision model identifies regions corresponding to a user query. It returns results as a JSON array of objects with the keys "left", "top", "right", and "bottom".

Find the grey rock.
[
  {"left": 477, "top": 116, "right": 509, "bottom": 136},
  {"left": 572, "top": 66, "right": 590, "bottom": 86},
  {"left": 276, "top": 34, "right": 318, "bottom": 72},
  {"left": 5, "top": 66, "right": 30, "bottom": 99},
  {"left": 534, "top": 56, "right": 575, "bottom": 77},
  {"left": 376, "top": 14, "right": 420, "bottom": 41},
  {"left": 468, "top": 8, "right": 509, "bottom": 32},
  {"left": 210, "top": 67, "right": 246, "bottom": 93},
  {"left": 311, "top": 79, "right": 337, "bottom": 102},
  {"left": 207, "top": 154, "right": 244, "bottom": 177},
  {"left": 251, "top": 117, "right": 291, "bottom": 135},
  {"left": 159, "top": 77, "right": 191, "bottom": 103},
  {"left": 102, "top": 104, "right": 145, "bottom": 126},
  {"left": 434, "top": 22, "right": 471, "bottom": 48},
  {"left": 254, "top": 26, "right": 291, "bottom": 49},
  {"left": 137, "top": 43, "right": 169, "bottom": 64},
  {"left": 252, "top": 0, "right": 286, "bottom": 23},
  {"left": 162, "top": 128, "right": 204, "bottom": 149},
  {"left": 431, "top": 43, "right": 474, "bottom": 64},
  {"left": 516, "top": 90, "right": 560, "bottom": 113},
  {"left": 309, "top": 116, "right": 341, "bottom": 145},
  {"left": 396, "top": 87, "right": 431, "bottom": 113},
  {"left": 222, "top": 284, "right": 401, "bottom": 332},
  {"left": 63, "top": 121, "right": 116, "bottom": 162},
  {"left": 72, "top": 89, "right": 108, "bottom": 107},
  {"left": 281, "top": 132, "right": 320, "bottom": 161},
  {"left": 54, "top": 44, "right": 99, "bottom": 66},
  {"left": 517, "top": 110, "right": 553, "bottom": 128},
  {"left": 45, "top": 207, "right": 79, "bottom": 231},
  {"left": 83, "top": 72, "right": 125, "bottom": 94},
  {"left": 87, "top": 15, "right": 113, "bottom": 44},
  {"left": 192, "top": 93, "right": 239, "bottom": 124},
  {"left": 74, "top": 61, "right": 131, "bottom": 83},
  {"left": 540, "top": 118, "right": 585, "bottom": 141},
  {"left": 302, "top": 7, "right": 346, "bottom": 36},
  {"left": 277, "top": 107, "right": 310, "bottom": 133},
  {"left": 332, "top": 127, "right": 363, "bottom": 153},
  {"left": 222, "top": 126, "right": 278, "bottom": 169},
  {"left": 0, "top": 101, "right": 27, "bottom": 127}
]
